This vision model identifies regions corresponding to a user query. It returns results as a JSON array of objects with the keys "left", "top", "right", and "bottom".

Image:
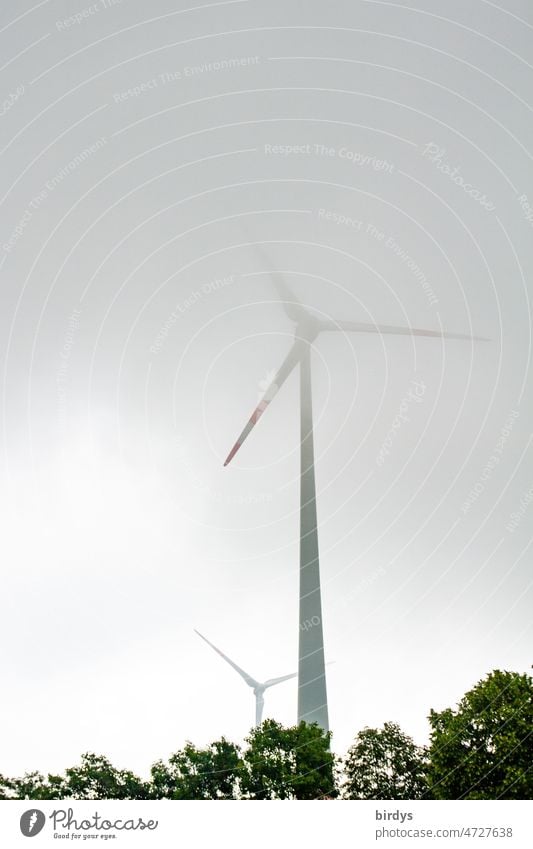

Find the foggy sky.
[{"left": 1, "top": 0, "right": 532, "bottom": 777}]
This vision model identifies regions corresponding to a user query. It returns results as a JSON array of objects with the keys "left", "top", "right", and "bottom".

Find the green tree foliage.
[
  {"left": 8, "top": 771, "right": 66, "bottom": 800},
  {"left": 241, "top": 719, "right": 336, "bottom": 799},
  {"left": 6, "top": 757, "right": 147, "bottom": 801},
  {"left": 0, "top": 774, "right": 14, "bottom": 799},
  {"left": 63, "top": 753, "right": 149, "bottom": 800},
  {"left": 150, "top": 739, "right": 241, "bottom": 799},
  {"left": 343, "top": 722, "right": 428, "bottom": 799},
  {"left": 427, "top": 670, "right": 533, "bottom": 799},
  {"left": 3, "top": 671, "right": 530, "bottom": 801}
]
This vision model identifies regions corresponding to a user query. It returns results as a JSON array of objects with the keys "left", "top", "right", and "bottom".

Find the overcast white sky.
[{"left": 1, "top": 0, "right": 532, "bottom": 778}]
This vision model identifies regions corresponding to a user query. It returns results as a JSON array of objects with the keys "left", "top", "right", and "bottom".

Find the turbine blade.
[
  {"left": 320, "top": 319, "right": 489, "bottom": 342},
  {"left": 194, "top": 630, "right": 259, "bottom": 689},
  {"left": 263, "top": 268, "right": 304, "bottom": 323},
  {"left": 263, "top": 671, "right": 297, "bottom": 689},
  {"left": 243, "top": 235, "right": 306, "bottom": 323},
  {"left": 223, "top": 340, "right": 304, "bottom": 466}
]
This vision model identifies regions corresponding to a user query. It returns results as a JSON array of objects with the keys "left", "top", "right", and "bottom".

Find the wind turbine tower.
[{"left": 222, "top": 240, "right": 487, "bottom": 731}]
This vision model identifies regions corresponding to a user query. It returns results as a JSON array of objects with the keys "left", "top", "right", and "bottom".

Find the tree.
[
  {"left": 0, "top": 774, "right": 14, "bottom": 799},
  {"left": 8, "top": 771, "right": 66, "bottom": 800},
  {"left": 427, "top": 669, "right": 533, "bottom": 799},
  {"left": 241, "top": 719, "right": 336, "bottom": 799},
  {"left": 150, "top": 738, "right": 241, "bottom": 799},
  {"left": 343, "top": 722, "right": 427, "bottom": 799},
  {"left": 63, "top": 753, "right": 149, "bottom": 800}
]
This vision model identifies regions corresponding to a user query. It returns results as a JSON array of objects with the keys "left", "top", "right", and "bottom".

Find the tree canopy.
[
  {"left": 150, "top": 739, "right": 241, "bottom": 800},
  {"left": 427, "top": 669, "right": 533, "bottom": 799},
  {"left": 343, "top": 722, "right": 428, "bottom": 799},
  {"left": 241, "top": 719, "right": 336, "bottom": 799},
  {"left": 3, "top": 669, "right": 531, "bottom": 801}
]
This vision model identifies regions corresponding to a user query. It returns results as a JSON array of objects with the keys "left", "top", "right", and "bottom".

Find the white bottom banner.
[{"left": 0, "top": 800, "right": 531, "bottom": 848}]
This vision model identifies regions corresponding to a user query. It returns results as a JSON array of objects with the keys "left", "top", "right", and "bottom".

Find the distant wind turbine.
[
  {"left": 194, "top": 629, "right": 296, "bottom": 726},
  {"left": 223, "top": 239, "right": 488, "bottom": 732}
]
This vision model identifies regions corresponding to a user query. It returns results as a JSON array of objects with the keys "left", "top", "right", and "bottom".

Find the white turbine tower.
[
  {"left": 194, "top": 629, "right": 296, "bottom": 726},
  {"left": 223, "top": 241, "right": 488, "bottom": 732}
]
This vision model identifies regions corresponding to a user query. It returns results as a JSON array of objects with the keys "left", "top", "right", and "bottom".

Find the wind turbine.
[
  {"left": 223, "top": 240, "right": 487, "bottom": 732},
  {"left": 194, "top": 629, "right": 296, "bottom": 726}
]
